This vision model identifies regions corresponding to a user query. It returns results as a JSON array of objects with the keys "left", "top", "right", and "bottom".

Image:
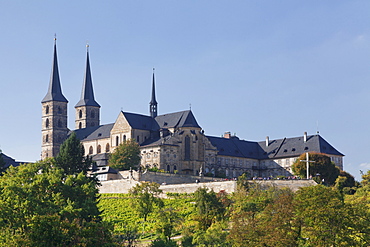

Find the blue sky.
[{"left": 0, "top": 1, "right": 369, "bottom": 180}]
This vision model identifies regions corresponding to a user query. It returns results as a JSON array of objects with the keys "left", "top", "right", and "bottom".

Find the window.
[
  {"left": 97, "top": 145, "right": 101, "bottom": 154},
  {"left": 137, "top": 136, "right": 140, "bottom": 143},
  {"left": 123, "top": 135, "right": 126, "bottom": 141},
  {"left": 89, "top": 146, "right": 93, "bottom": 154},
  {"left": 106, "top": 143, "right": 110, "bottom": 152},
  {"left": 167, "top": 165, "right": 170, "bottom": 172},
  {"left": 185, "top": 135, "right": 190, "bottom": 160},
  {"left": 79, "top": 110, "right": 82, "bottom": 119},
  {"left": 45, "top": 105, "right": 49, "bottom": 114},
  {"left": 45, "top": 118, "right": 50, "bottom": 128},
  {"left": 91, "top": 110, "right": 95, "bottom": 119},
  {"left": 58, "top": 107, "right": 62, "bottom": 114},
  {"left": 45, "top": 134, "right": 49, "bottom": 143},
  {"left": 174, "top": 165, "right": 177, "bottom": 171},
  {"left": 79, "top": 122, "right": 82, "bottom": 129},
  {"left": 116, "top": 136, "right": 119, "bottom": 146},
  {"left": 58, "top": 119, "right": 62, "bottom": 128}
]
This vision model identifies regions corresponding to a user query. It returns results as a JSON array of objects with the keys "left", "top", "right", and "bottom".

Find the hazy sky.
[{"left": 0, "top": 1, "right": 369, "bottom": 180}]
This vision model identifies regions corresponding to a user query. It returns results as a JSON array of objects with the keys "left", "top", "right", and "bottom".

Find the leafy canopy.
[
  {"left": 109, "top": 139, "right": 141, "bottom": 171},
  {"left": 54, "top": 132, "right": 92, "bottom": 175},
  {"left": 292, "top": 152, "right": 340, "bottom": 185}
]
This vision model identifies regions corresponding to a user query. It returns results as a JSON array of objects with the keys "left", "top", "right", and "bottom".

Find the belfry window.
[
  {"left": 91, "top": 110, "right": 95, "bottom": 119},
  {"left": 79, "top": 122, "right": 82, "bottom": 129},
  {"left": 79, "top": 110, "right": 82, "bottom": 119},
  {"left": 45, "top": 105, "right": 49, "bottom": 114},
  {"left": 46, "top": 118, "right": 50, "bottom": 128},
  {"left": 58, "top": 107, "right": 62, "bottom": 114},
  {"left": 58, "top": 119, "right": 62, "bottom": 128},
  {"left": 45, "top": 134, "right": 49, "bottom": 143}
]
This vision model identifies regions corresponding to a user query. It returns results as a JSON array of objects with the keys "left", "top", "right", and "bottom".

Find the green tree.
[
  {"left": 129, "top": 182, "right": 163, "bottom": 222},
  {"left": 192, "top": 221, "right": 229, "bottom": 247},
  {"left": 55, "top": 132, "right": 92, "bottom": 175},
  {"left": 109, "top": 139, "right": 141, "bottom": 171},
  {"left": 292, "top": 152, "right": 340, "bottom": 185},
  {"left": 0, "top": 160, "right": 114, "bottom": 246},
  {"left": 0, "top": 149, "right": 6, "bottom": 175},
  {"left": 155, "top": 207, "right": 181, "bottom": 241},
  {"left": 193, "top": 187, "right": 225, "bottom": 231},
  {"left": 293, "top": 185, "right": 358, "bottom": 246}
]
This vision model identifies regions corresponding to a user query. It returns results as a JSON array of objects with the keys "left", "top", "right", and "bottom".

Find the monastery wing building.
[{"left": 41, "top": 41, "right": 344, "bottom": 180}]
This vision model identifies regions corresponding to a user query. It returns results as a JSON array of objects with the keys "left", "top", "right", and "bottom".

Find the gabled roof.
[
  {"left": 73, "top": 124, "right": 114, "bottom": 141},
  {"left": 207, "top": 134, "right": 344, "bottom": 160},
  {"left": 42, "top": 42, "right": 68, "bottom": 103},
  {"left": 1, "top": 153, "right": 22, "bottom": 168},
  {"left": 75, "top": 49, "right": 100, "bottom": 108},
  {"left": 257, "top": 134, "right": 344, "bottom": 159},
  {"left": 207, "top": 136, "right": 261, "bottom": 159},
  {"left": 155, "top": 110, "right": 201, "bottom": 129},
  {"left": 122, "top": 112, "right": 155, "bottom": 131}
]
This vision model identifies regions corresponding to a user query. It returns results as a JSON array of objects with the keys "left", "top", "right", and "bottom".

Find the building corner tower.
[
  {"left": 149, "top": 68, "right": 158, "bottom": 118},
  {"left": 75, "top": 45, "right": 100, "bottom": 129},
  {"left": 41, "top": 39, "right": 69, "bottom": 159}
]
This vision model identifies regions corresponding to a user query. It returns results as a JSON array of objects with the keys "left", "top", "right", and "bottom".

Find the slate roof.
[
  {"left": 75, "top": 50, "right": 100, "bottom": 107},
  {"left": 1, "top": 153, "right": 22, "bottom": 169},
  {"left": 122, "top": 112, "right": 154, "bottom": 131},
  {"left": 154, "top": 110, "right": 201, "bottom": 129},
  {"left": 207, "top": 134, "right": 344, "bottom": 160},
  {"left": 73, "top": 124, "right": 114, "bottom": 141},
  {"left": 42, "top": 42, "right": 68, "bottom": 103},
  {"left": 207, "top": 136, "right": 262, "bottom": 159}
]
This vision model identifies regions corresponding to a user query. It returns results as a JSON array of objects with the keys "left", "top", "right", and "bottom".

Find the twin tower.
[{"left": 41, "top": 40, "right": 158, "bottom": 159}]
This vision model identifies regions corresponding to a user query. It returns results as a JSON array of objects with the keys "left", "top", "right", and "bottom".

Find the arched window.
[
  {"left": 137, "top": 136, "right": 140, "bottom": 143},
  {"left": 174, "top": 165, "right": 177, "bottom": 171},
  {"left": 45, "top": 105, "right": 49, "bottom": 114},
  {"left": 79, "top": 122, "right": 82, "bottom": 129},
  {"left": 89, "top": 146, "right": 93, "bottom": 155},
  {"left": 58, "top": 107, "right": 62, "bottom": 114},
  {"left": 91, "top": 110, "right": 95, "bottom": 119},
  {"left": 123, "top": 135, "right": 126, "bottom": 141},
  {"left": 45, "top": 118, "right": 50, "bottom": 128},
  {"left": 79, "top": 110, "right": 82, "bottom": 119},
  {"left": 116, "top": 136, "right": 119, "bottom": 146},
  {"left": 167, "top": 165, "right": 170, "bottom": 172},
  {"left": 97, "top": 145, "right": 101, "bottom": 154},
  {"left": 106, "top": 143, "right": 110, "bottom": 152},
  {"left": 45, "top": 134, "right": 49, "bottom": 143},
  {"left": 58, "top": 119, "right": 62, "bottom": 128},
  {"left": 185, "top": 136, "right": 190, "bottom": 160}
]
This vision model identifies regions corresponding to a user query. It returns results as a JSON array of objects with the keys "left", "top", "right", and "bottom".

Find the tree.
[
  {"left": 193, "top": 187, "right": 225, "bottom": 231},
  {"left": 0, "top": 160, "right": 114, "bottom": 246},
  {"left": 292, "top": 152, "right": 340, "bottom": 185},
  {"left": 55, "top": 132, "right": 92, "bottom": 175},
  {"left": 0, "top": 149, "right": 6, "bottom": 175},
  {"left": 293, "top": 185, "right": 359, "bottom": 246},
  {"left": 109, "top": 139, "right": 141, "bottom": 171},
  {"left": 129, "top": 182, "right": 163, "bottom": 222}
]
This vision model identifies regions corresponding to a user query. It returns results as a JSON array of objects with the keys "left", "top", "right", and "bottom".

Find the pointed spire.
[
  {"left": 75, "top": 44, "right": 100, "bottom": 107},
  {"left": 42, "top": 37, "right": 68, "bottom": 103},
  {"left": 150, "top": 68, "right": 158, "bottom": 118}
]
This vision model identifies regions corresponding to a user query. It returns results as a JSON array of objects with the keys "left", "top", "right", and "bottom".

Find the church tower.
[
  {"left": 41, "top": 38, "right": 68, "bottom": 159},
  {"left": 149, "top": 69, "right": 158, "bottom": 118},
  {"left": 75, "top": 45, "right": 100, "bottom": 129}
]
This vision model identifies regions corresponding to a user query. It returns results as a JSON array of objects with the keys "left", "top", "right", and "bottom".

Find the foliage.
[
  {"left": 114, "top": 223, "right": 139, "bottom": 247},
  {"left": 0, "top": 149, "right": 6, "bottom": 176},
  {"left": 109, "top": 139, "right": 141, "bottom": 171},
  {"left": 0, "top": 160, "right": 114, "bottom": 246},
  {"left": 129, "top": 182, "right": 164, "bottom": 222},
  {"left": 292, "top": 152, "right": 340, "bottom": 185},
  {"left": 55, "top": 132, "right": 92, "bottom": 175},
  {"left": 192, "top": 221, "right": 229, "bottom": 247},
  {"left": 149, "top": 238, "right": 179, "bottom": 247},
  {"left": 155, "top": 207, "right": 182, "bottom": 241},
  {"left": 193, "top": 187, "right": 225, "bottom": 231}
]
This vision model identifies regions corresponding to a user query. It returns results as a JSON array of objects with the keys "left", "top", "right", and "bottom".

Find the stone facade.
[{"left": 41, "top": 42, "right": 345, "bottom": 179}]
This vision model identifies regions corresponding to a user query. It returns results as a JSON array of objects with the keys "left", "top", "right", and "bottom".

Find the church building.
[{"left": 41, "top": 41, "right": 344, "bottom": 180}]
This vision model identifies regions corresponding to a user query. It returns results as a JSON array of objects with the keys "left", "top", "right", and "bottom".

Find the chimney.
[
  {"left": 224, "top": 132, "right": 231, "bottom": 139},
  {"left": 266, "top": 136, "right": 269, "bottom": 147},
  {"left": 304, "top": 132, "right": 307, "bottom": 143}
]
